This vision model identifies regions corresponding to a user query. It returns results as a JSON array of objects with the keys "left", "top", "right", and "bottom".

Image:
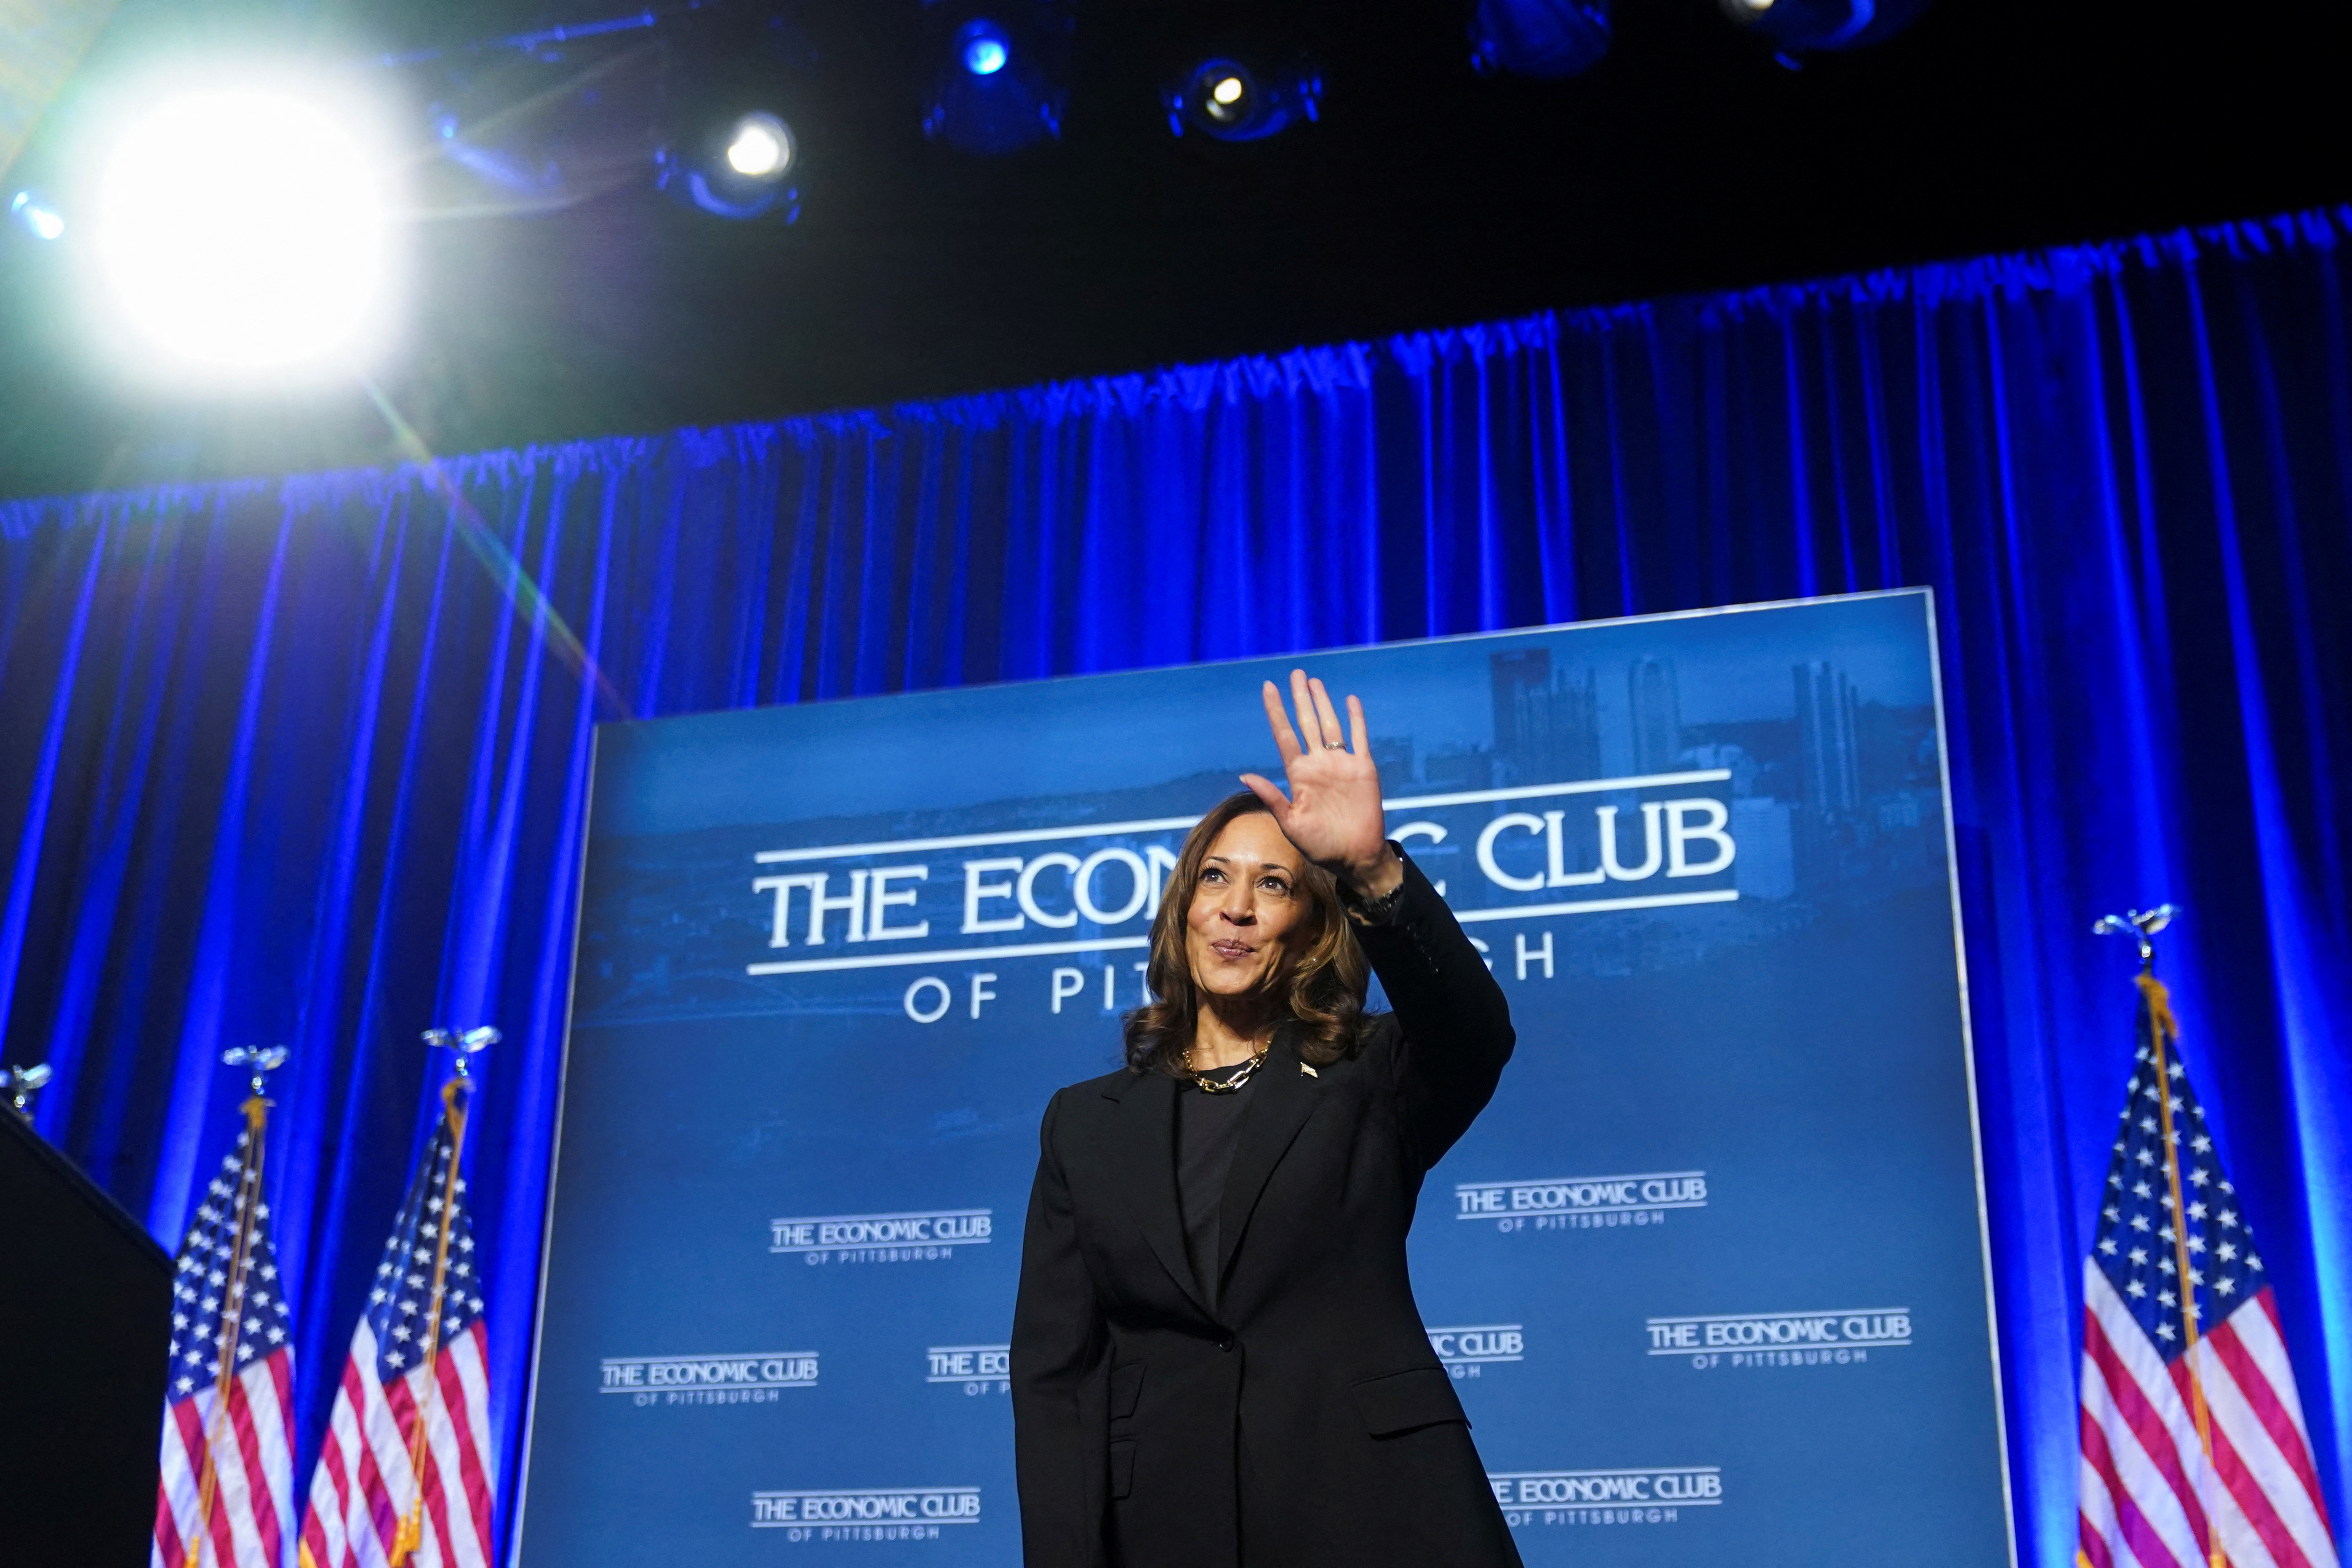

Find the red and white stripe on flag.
[
  {"left": 2080, "top": 1270, "right": 2338, "bottom": 1568},
  {"left": 298, "top": 1315, "right": 494, "bottom": 1568},
  {"left": 2077, "top": 987, "right": 2338, "bottom": 1568},
  {"left": 298, "top": 1093, "right": 493, "bottom": 1567},
  {"left": 153, "top": 1126, "right": 299, "bottom": 1568},
  {"left": 152, "top": 1347, "right": 298, "bottom": 1568}
]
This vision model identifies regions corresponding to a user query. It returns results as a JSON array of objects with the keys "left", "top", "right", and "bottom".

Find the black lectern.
[{"left": 0, "top": 1109, "right": 174, "bottom": 1566}]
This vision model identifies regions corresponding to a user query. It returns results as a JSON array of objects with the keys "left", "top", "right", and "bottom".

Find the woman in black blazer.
[{"left": 1012, "top": 669, "right": 1525, "bottom": 1568}]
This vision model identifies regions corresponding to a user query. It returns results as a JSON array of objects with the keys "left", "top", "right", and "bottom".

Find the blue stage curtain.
[{"left": 1, "top": 207, "right": 2346, "bottom": 1567}]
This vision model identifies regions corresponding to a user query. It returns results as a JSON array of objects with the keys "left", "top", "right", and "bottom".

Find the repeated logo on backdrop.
[
  {"left": 1644, "top": 1307, "right": 1914, "bottom": 1370},
  {"left": 1428, "top": 1323, "right": 1526, "bottom": 1378},
  {"left": 519, "top": 593, "right": 2013, "bottom": 1568},
  {"left": 750, "top": 1487, "right": 983, "bottom": 1542},
  {"left": 767, "top": 1208, "right": 993, "bottom": 1266},
  {"left": 1489, "top": 1468, "right": 1725, "bottom": 1530},
  {"left": 1454, "top": 1170, "right": 1709, "bottom": 1232},
  {"left": 600, "top": 1352, "right": 820, "bottom": 1406},
  {"left": 926, "top": 1345, "right": 1011, "bottom": 1395}
]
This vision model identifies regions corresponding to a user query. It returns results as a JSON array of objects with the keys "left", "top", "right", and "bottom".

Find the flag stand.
[
  {"left": 183, "top": 1045, "right": 288, "bottom": 1568},
  {"left": 390, "top": 1026, "right": 497, "bottom": 1568},
  {"left": 2097, "top": 906, "right": 2227, "bottom": 1568}
]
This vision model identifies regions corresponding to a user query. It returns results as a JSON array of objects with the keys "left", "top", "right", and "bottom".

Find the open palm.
[{"left": 1240, "top": 669, "right": 1390, "bottom": 878}]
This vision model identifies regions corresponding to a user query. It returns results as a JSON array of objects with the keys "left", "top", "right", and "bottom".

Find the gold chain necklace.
[
  {"left": 1176, "top": 1034, "right": 1270, "bottom": 1100},
  {"left": 1182, "top": 1037, "right": 1271, "bottom": 1094},
  {"left": 1176, "top": 1048, "right": 1270, "bottom": 1100}
]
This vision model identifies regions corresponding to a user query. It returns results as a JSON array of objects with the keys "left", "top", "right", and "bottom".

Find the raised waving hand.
[{"left": 1240, "top": 669, "right": 1403, "bottom": 898}]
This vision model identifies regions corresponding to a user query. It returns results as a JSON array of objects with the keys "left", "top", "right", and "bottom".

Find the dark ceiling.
[{"left": 0, "top": 0, "right": 2344, "bottom": 500}]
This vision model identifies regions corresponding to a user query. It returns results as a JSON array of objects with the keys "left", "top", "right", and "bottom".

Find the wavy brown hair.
[{"left": 1123, "top": 792, "right": 1370, "bottom": 1075}]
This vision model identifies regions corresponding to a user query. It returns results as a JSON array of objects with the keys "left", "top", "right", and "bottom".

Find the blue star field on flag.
[
  {"left": 362, "top": 1114, "right": 484, "bottom": 1383},
  {"left": 167, "top": 1130, "right": 293, "bottom": 1400},
  {"left": 2089, "top": 1010, "right": 2266, "bottom": 1362}
]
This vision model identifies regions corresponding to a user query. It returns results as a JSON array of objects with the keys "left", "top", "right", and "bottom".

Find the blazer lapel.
[
  {"left": 1214, "top": 1028, "right": 1325, "bottom": 1292},
  {"left": 1100, "top": 1069, "right": 1212, "bottom": 1320}
]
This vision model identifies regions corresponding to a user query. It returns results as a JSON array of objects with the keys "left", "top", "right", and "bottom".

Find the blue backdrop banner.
[
  {"left": 516, "top": 590, "right": 2014, "bottom": 1566},
  {"left": 0, "top": 207, "right": 2345, "bottom": 1568}
]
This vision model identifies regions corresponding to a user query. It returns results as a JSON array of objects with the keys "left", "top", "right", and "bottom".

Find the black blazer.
[{"left": 1010, "top": 854, "right": 1525, "bottom": 1568}]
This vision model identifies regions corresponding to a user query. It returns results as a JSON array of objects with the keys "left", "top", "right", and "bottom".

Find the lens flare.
[{"left": 10, "top": 191, "right": 65, "bottom": 240}]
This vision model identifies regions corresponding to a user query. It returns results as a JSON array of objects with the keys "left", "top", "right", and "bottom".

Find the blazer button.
[{"left": 1217, "top": 1338, "right": 1234, "bottom": 1352}]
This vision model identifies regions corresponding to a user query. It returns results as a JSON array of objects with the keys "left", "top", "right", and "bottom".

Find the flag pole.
[
  {"left": 2099, "top": 907, "right": 2226, "bottom": 1568},
  {"left": 2146, "top": 970, "right": 2228, "bottom": 1568},
  {"left": 390, "top": 1027, "right": 496, "bottom": 1568},
  {"left": 183, "top": 1046, "right": 287, "bottom": 1568}
]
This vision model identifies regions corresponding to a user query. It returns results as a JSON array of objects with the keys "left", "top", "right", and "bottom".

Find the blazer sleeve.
[
  {"left": 1010, "top": 1086, "right": 1111, "bottom": 1568},
  {"left": 1351, "top": 850, "right": 1518, "bottom": 1171}
]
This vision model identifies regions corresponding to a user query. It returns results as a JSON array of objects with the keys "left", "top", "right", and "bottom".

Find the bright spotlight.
[
  {"left": 10, "top": 190, "right": 66, "bottom": 241},
  {"left": 1170, "top": 58, "right": 1319, "bottom": 143},
  {"left": 88, "top": 85, "right": 397, "bottom": 379},
  {"left": 1718, "top": 0, "right": 1928, "bottom": 51},
  {"left": 725, "top": 112, "right": 794, "bottom": 178},
  {"left": 962, "top": 25, "right": 1010, "bottom": 77},
  {"left": 658, "top": 110, "right": 800, "bottom": 220}
]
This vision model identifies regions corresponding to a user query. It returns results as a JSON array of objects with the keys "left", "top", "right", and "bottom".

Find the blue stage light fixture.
[
  {"left": 961, "top": 23, "right": 1011, "bottom": 78},
  {"left": 1469, "top": 0, "right": 1613, "bottom": 78},
  {"left": 10, "top": 190, "right": 66, "bottom": 240},
  {"left": 1718, "top": 0, "right": 1931, "bottom": 52},
  {"left": 1168, "top": 57, "right": 1319, "bottom": 143},
  {"left": 656, "top": 109, "right": 800, "bottom": 221},
  {"left": 924, "top": 4, "right": 1071, "bottom": 155}
]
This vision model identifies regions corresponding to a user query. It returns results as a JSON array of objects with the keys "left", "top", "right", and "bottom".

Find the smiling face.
[{"left": 1184, "top": 810, "right": 1311, "bottom": 1003}]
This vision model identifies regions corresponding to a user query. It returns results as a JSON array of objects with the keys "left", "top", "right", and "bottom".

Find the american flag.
[
  {"left": 2078, "top": 975, "right": 2339, "bottom": 1568},
  {"left": 154, "top": 1120, "right": 298, "bottom": 1568},
  {"left": 298, "top": 1097, "right": 494, "bottom": 1568}
]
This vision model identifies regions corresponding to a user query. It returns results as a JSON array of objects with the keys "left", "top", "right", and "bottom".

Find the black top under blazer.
[{"left": 1010, "top": 853, "right": 1526, "bottom": 1568}]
